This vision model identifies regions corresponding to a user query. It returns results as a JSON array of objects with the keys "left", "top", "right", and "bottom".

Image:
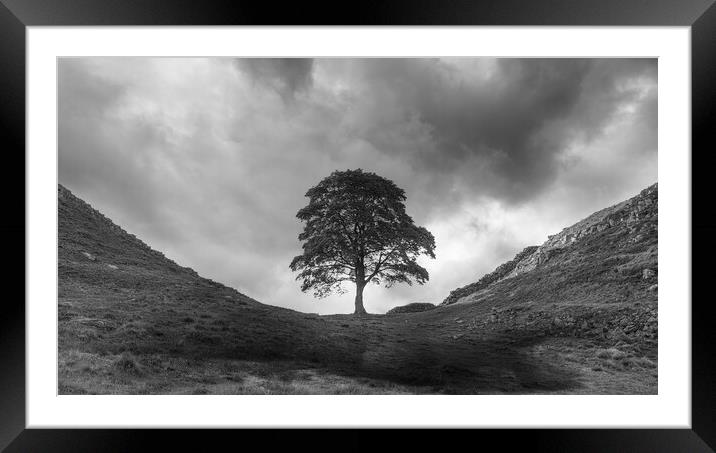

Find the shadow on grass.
[
  {"left": 323, "top": 335, "right": 582, "bottom": 394},
  {"left": 188, "top": 313, "right": 584, "bottom": 394},
  {"left": 60, "top": 296, "right": 582, "bottom": 394}
]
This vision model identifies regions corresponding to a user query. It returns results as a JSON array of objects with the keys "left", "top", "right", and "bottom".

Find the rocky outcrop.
[
  {"left": 506, "top": 184, "right": 657, "bottom": 279},
  {"left": 442, "top": 246, "right": 538, "bottom": 305},
  {"left": 442, "top": 183, "right": 658, "bottom": 306}
]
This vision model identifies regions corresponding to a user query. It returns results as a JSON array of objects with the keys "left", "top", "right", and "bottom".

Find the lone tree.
[{"left": 290, "top": 169, "right": 436, "bottom": 314}]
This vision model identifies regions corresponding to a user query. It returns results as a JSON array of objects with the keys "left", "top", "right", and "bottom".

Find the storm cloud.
[
  {"left": 234, "top": 58, "right": 315, "bottom": 99},
  {"left": 58, "top": 58, "right": 657, "bottom": 314}
]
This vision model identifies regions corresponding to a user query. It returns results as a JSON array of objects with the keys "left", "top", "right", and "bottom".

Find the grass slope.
[{"left": 58, "top": 184, "right": 657, "bottom": 394}]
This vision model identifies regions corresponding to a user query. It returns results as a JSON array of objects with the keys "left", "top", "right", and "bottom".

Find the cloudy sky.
[{"left": 58, "top": 58, "right": 657, "bottom": 314}]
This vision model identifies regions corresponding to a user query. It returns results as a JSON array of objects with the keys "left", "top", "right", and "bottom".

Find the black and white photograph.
[{"left": 57, "top": 57, "right": 658, "bottom": 395}]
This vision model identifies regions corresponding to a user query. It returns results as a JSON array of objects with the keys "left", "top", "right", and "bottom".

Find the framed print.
[{"left": 2, "top": 0, "right": 716, "bottom": 451}]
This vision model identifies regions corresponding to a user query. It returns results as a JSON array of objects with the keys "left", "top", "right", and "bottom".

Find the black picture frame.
[{"left": 2, "top": 0, "right": 714, "bottom": 451}]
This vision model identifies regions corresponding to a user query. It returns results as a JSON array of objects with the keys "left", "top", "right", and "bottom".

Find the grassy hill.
[{"left": 58, "top": 184, "right": 657, "bottom": 394}]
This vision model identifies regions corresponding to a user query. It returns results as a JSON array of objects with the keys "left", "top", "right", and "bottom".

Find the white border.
[{"left": 27, "top": 27, "right": 691, "bottom": 428}]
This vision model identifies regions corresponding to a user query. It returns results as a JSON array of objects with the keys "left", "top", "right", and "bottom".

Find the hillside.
[
  {"left": 59, "top": 184, "right": 378, "bottom": 392},
  {"left": 58, "top": 184, "right": 657, "bottom": 395},
  {"left": 444, "top": 184, "right": 657, "bottom": 307},
  {"left": 439, "top": 185, "right": 657, "bottom": 343}
]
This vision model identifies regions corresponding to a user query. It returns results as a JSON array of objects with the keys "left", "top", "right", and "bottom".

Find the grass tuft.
[{"left": 113, "top": 352, "right": 144, "bottom": 376}]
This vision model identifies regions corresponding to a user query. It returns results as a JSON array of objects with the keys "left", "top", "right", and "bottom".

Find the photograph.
[{"left": 57, "top": 57, "right": 658, "bottom": 395}]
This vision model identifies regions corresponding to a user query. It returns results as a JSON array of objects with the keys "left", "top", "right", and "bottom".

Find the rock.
[
  {"left": 106, "top": 264, "right": 118, "bottom": 270},
  {"left": 648, "top": 284, "right": 658, "bottom": 292},
  {"left": 81, "top": 251, "right": 96, "bottom": 261},
  {"left": 440, "top": 183, "right": 658, "bottom": 309}
]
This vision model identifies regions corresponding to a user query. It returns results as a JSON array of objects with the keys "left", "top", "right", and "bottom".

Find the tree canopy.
[{"left": 290, "top": 169, "right": 436, "bottom": 314}]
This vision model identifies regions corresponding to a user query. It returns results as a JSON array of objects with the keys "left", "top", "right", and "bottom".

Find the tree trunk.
[{"left": 354, "top": 282, "right": 367, "bottom": 315}]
